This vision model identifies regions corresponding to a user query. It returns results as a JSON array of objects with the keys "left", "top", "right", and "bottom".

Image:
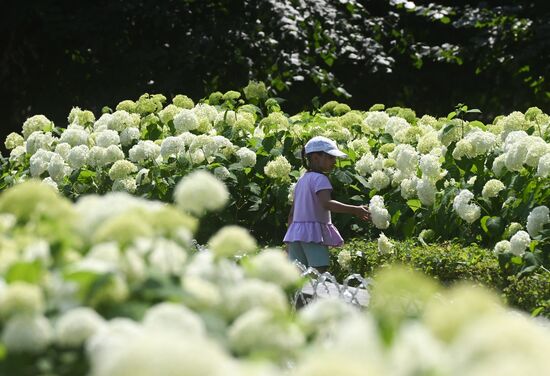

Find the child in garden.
[{"left": 284, "top": 136, "right": 371, "bottom": 273}]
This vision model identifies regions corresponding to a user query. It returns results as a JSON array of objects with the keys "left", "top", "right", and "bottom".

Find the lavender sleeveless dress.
[{"left": 283, "top": 172, "right": 344, "bottom": 247}]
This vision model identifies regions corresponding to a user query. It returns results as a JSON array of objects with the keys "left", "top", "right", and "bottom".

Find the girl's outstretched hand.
[{"left": 354, "top": 205, "right": 371, "bottom": 221}]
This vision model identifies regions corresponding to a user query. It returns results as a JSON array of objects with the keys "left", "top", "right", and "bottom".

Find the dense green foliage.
[
  {"left": 2, "top": 85, "right": 549, "bottom": 279},
  {"left": 2, "top": 0, "right": 550, "bottom": 146},
  {"left": 331, "top": 238, "right": 550, "bottom": 316}
]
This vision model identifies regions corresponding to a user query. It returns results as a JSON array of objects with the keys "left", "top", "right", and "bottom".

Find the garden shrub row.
[{"left": 330, "top": 238, "right": 550, "bottom": 317}]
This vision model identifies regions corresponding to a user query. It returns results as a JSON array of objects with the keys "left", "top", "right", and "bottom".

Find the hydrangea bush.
[
  {"left": 0, "top": 180, "right": 549, "bottom": 375},
  {"left": 1, "top": 86, "right": 549, "bottom": 277}
]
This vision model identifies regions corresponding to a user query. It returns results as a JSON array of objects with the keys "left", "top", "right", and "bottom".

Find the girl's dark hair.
[
  {"left": 301, "top": 146, "right": 310, "bottom": 170},
  {"left": 301, "top": 146, "right": 325, "bottom": 171}
]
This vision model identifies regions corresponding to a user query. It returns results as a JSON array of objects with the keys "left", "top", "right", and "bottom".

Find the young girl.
[{"left": 284, "top": 136, "right": 370, "bottom": 273}]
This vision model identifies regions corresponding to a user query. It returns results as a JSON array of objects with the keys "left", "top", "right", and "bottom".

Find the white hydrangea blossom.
[
  {"left": 228, "top": 307, "right": 305, "bottom": 356},
  {"left": 481, "top": 179, "right": 505, "bottom": 200},
  {"left": 417, "top": 131, "right": 441, "bottom": 154},
  {"left": 337, "top": 250, "right": 352, "bottom": 270},
  {"left": 129, "top": 140, "right": 161, "bottom": 163},
  {"left": 453, "top": 189, "right": 481, "bottom": 224},
  {"left": 174, "top": 170, "right": 229, "bottom": 215},
  {"left": 42, "top": 177, "right": 58, "bottom": 191},
  {"left": 537, "top": 153, "right": 550, "bottom": 177},
  {"left": 367, "top": 170, "right": 390, "bottom": 191},
  {"left": 0, "top": 282, "right": 44, "bottom": 318},
  {"left": 236, "top": 147, "right": 257, "bottom": 168},
  {"left": 87, "top": 146, "right": 107, "bottom": 168},
  {"left": 492, "top": 154, "right": 507, "bottom": 177},
  {"left": 148, "top": 239, "right": 188, "bottom": 275},
  {"left": 213, "top": 166, "right": 231, "bottom": 180},
  {"left": 509, "top": 230, "right": 531, "bottom": 256},
  {"left": 355, "top": 152, "right": 376, "bottom": 176},
  {"left": 189, "top": 135, "right": 218, "bottom": 158},
  {"left": 55, "top": 307, "right": 106, "bottom": 347},
  {"left": 212, "top": 135, "right": 235, "bottom": 158},
  {"left": 54, "top": 142, "right": 72, "bottom": 160},
  {"left": 347, "top": 137, "right": 371, "bottom": 156},
  {"left": 400, "top": 177, "right": 418, "bottom": 199},
  {"left": 244, "top": 248, "right": 301, "bottom": 289},
  {"left": 497, "top": 111, "right": 529, "bottom": 140},
  {"left": 119, "top": 127, "right": 140, "bottom": 147},
  {"left": 524, "top": 137, "right": 550, "bottom": 167},
  {"left": 416, "top": 178, "right": 437, "bottom": 206},
  {"left": 109, "top": 160, "right": 137, "bottom": 181},
  {"left": 109, "top": 110, "right": 139, "bottom": 132},
  {"left": 323, "top": 124, "right": 352, "bottom": 143},
  {"left": 208, "top": 225, "right": 257, "bottom": 258},
  {"left": 60, "top": 124, "right": 90, "bottom": 146},
  {"left": 158, "top": 104, "right": 181, "bottom": 125},
  {"left": 452, "top": 139, "right": 474, "bottom": 160},
  {"left": 526, "top": 206, "right": 550, "bottom": 238},
  {"left": 369, "top": 195, "right": 390, "bottom": 229},
  {"left": 503, "top": 131, "right": 529, "bottom": 172},
  {"left": 181, "top": 275, "right": 222, "bottom": 308},
  {"left": 194, "top": 103, "right": 219, "bottom": 122},
  {"left": 67, "top": 145, "right": 89, "bottom": 169},
  {"left": 362, "top": 111, "right": 389, "bottom": 134},
  {"left": 466, "top": 128, "right": 497, "bottom": 157},
  {"left": 392, "top": 144, "right": 418, "bottom": 176},
  {"left": 29, "top": 149, "right": 55, "bottom": 177},
  {"left": 4, "top": 132, "right": 24, "bottom": 150},
  {"left": 10, "top": 145, "right": 27, "bottom": 163},
  {"left": 160, "top": 136, "right": 185, "bottom": 159},
  {"left": 190, "top": 149, "right": 205, "bottom": 164},
  {"left": 173, "top": 109, "right": 199, "bottom": 134},
  {"left": 103, "top": 145, "right": 125, "bottom": 165},
  {"left": 264, "top": 155, "right": 292, "bottom": 181},
  {"left": 2, "top": 314, "right": 52, "bottom": 353},
  {"left": 47, "top": 153, "right": 71, "bottom": 182},
  {"left": 419, "top": 154, "right": 442, "bottom": 181},
  {"left": 142, "top": 302, "right": 204, "bottom": 338},
  {"left": 385, "top": 116, "right": 411, "bottom": 139},
  {"left": 88, "top": 326, "right": 236, "bottom": 376},
  {"left": 378, "top": 233, "right": 394, "bottom": 255},
  {"left": 26, "top": 131, "right": 54, "bottom": 154},
  {"left": 93, "top": 113, "right": 112, "bottom": 131},
  {"left": 22, "top": 114, "right": 52, "bottom": 139},
  {"left": 112, "top": 177, "right": 137, "bottom": 193},
  {"left": 178, "top": 131, "right": 196, "bottom": 147},
  {"left": 95, "top": 129, "right": 121, "bottom": 148},
  {"left": 224, "top": 279, "right": 288, "bottom": 318},
  {"left": 68, "top": 106, "right": 95, "bottom": 126},
  {"left": 493, "top": 240, "right": 511, "bottom": 255}
]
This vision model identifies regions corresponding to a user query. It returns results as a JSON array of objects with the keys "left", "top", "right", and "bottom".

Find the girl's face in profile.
[{"left": 311, "top": 152, "right": 337, "bottom": 172}]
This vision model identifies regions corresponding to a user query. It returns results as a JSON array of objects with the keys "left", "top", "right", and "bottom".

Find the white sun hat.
[{"left": 304, "top": 136, "right": 348, "bottom": 158}]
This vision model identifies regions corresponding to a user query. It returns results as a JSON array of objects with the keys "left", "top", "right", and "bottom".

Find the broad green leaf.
[
  {"left": 6, "top": 261, "right": 43, "bottom": 284},
  {"left": 480, "top": 215, "right": 490, "bottom": 233},
  {"left": 262, "top": 135, "right": 276, "bottom": 152},
  {"left": 402, "top": 216, "right": 416, "bottom": 238},
  {"left": 441, "top": 122, "right": 456, "bottom": 136},
  {"left": 334, "top": 170, "right": 353, "bottom": 184},
  {"left": 406, "top": 199, "right": 421, "bottom": 212}
]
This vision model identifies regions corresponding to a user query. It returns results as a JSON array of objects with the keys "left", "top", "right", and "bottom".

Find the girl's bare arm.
[
  {"left": 317, "top": 189, "right": 370, "bottom": 221},
  {"left": 287, "top": 202, "right": 295, "bottom": 226}
]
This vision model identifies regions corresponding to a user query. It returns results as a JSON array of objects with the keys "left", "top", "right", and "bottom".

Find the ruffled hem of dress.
[{"left": 283, "top": 221, "right": 344, "bottom": 247}]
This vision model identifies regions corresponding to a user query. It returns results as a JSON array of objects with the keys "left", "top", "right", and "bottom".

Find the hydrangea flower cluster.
[
  {"left": 2, "top": 88, "right": 550, "bottom": 279},
  {"left": 453, "top": 189, "right": 481, "bottom": 224},
  {"left": 1, "top": 180, "right": 549, "bottom": 375}
]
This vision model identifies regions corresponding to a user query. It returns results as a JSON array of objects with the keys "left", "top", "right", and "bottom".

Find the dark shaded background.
[{"left": 2, "top": 0, "right": 549, "bottom": 153}]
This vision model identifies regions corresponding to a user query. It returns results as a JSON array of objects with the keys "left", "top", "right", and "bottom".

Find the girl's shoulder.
[{"left": 301, "top": 171, "right": 332, "bottom": 187}]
